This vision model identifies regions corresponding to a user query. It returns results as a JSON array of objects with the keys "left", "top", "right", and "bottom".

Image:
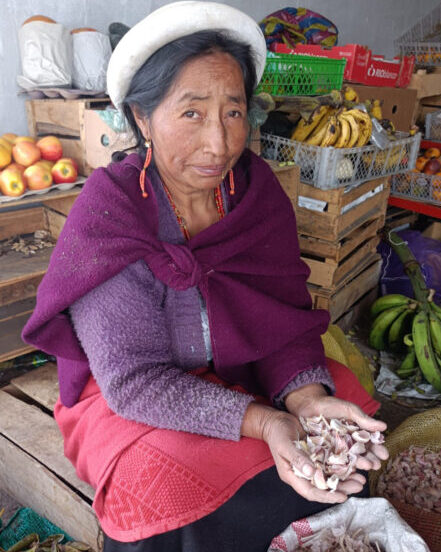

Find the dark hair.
[{"left": 121, "top": 30, "right": 257, "bottom": 154}]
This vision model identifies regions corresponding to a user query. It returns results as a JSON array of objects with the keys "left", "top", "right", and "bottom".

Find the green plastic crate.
[{"left": 256, "top": 52, "right": 346, "bottom": 96}]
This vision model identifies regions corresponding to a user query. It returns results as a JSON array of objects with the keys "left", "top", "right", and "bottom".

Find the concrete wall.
[{"left": 1, "top": 0, "right": 439, "bottom": 135}]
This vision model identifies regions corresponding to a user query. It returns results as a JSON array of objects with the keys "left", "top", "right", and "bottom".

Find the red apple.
[
  {"left": 35, "top": 160, "right": 54, "bottom": 171},
  {"left": 12, "top": 141, "right": 41, "bottom": 167},
  {"left": 7, "top": 162, "right": 26, "bottom": 176},
  {"left": 13, "top": 135, "right": 36, "bottom": 144},
  {"left": 57, "top": 157, "right": 79, "bottom": 172},
  {"left": 24, "top": 164, "right": 53, "bottom": 190},
  {"left": 0, "top": 166, "right": 27, "bottom": 196},
  {"left": 51, "top": 159, "right": 77, "bottom": 183},
  {"left": 423, "top": 158, "right": 441, "bottom": 175},
  {"left": 36, "top": 135, "right": 63, "bottom": 161}
]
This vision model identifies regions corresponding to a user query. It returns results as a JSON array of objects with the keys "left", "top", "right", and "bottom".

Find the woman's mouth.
[{"left": 193, "top": 165, "right": 226, "bottom": 176}]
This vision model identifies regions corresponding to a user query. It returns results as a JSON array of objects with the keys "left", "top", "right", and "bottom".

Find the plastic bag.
[
  {"left": 260, "top": 7, "right": 338, "bottom": 51},
  {"left": 17, "top": 21, "right": 72, "bottom": 89},
  {"left": 268, "top": 497, "right": 429, "bottom": 551},
  {"left": 378, "top": 229, "right": 441, "bottom": 305},
  {"left": 72, "top": 31, "right": 112, "bottom": 91}
]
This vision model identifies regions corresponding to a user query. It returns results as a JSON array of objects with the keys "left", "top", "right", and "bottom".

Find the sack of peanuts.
[
  {"left": 267, "top": 497, "right": 429, "bottom": 551},
  {"left": 370, "top": 408, "right": 441, "bottom": 552}
]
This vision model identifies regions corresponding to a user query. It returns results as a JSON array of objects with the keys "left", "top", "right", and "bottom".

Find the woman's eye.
[
  {"left": 229, "top": 110, "right": 243, "bottom": 118},
  {"left": 183, "top": 111, "right": 199, "bottom": 119}
]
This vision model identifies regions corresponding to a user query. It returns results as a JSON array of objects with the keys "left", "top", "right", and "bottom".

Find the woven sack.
[
  {"left": 322, "top": 324, "right": 375, "bottom": 395},
  {"left": 369, "top": 408, "right": 441, "bottom": 552}
]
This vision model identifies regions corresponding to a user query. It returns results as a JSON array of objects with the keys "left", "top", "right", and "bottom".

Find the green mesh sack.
[{"left": 0, "top": 508, "right": 71, "bottom": 550}]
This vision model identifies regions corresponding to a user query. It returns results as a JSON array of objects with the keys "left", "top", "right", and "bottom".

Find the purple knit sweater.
[{"left": 69, "top": 168, "right": 334, "bottom": 441}]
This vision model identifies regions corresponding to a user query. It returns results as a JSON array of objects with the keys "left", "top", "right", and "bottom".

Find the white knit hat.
[{"left": 106, "top": 1, "right": 267, "bottom": 108}]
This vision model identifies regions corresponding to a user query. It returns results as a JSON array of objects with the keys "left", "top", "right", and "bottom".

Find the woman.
[{"left": 23, "top": 2, "right": 388, "bottom": 551}]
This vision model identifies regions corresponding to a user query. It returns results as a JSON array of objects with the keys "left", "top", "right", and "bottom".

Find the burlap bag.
[{"left": 370, "top": 408, "right": 441, "bottom": 552}]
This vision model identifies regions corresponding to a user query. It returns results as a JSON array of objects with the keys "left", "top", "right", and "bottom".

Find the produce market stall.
[{"left": 1, "top": 2, "right": 441, "bottom": 552}]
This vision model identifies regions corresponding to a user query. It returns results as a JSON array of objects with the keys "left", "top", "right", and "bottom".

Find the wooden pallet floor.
[{"left": 0, "top": 363, "right": 102, "bottom": 550}]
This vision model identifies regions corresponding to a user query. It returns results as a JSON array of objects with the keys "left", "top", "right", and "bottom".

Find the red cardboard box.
[{"left": 274, "top": 43, "right": 414, "bottom": 88}]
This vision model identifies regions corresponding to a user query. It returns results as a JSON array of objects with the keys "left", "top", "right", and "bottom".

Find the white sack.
[
  {"left": 72, "top": 31, "right": 112, "bottom": 91},
  {"left": 268, "top": 497, "right": 429, "bottom": 551},
  {"left": 17, "top": 21, "right": 72, "bottom": 89}
]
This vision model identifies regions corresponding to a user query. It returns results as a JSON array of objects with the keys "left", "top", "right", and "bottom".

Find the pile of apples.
[
  {"left": 414, "top": 147, "right": 441, "bottom": 175},
  {"left": 0, "top": 134, "right": 78, "bottom": 197}
]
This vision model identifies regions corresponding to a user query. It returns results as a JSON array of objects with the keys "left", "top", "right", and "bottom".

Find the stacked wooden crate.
[
  {"left": 0, "top": 190, "right": 80, "bottom": 362},
  {"left": 275, "top": 164, "right": 389, "bottom": 328},
  {"left": 26, "top": 98, "right": 136, "bottom": 175}
]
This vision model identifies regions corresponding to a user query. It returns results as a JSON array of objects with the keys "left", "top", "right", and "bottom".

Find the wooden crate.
[
  {"left": 300, "top": 215, "right": 383, "bottom": 288},
  {"left": 385, "top": 205, "right": 418, "bottom": 230},
  {"left": 265, "top": 159, "right": 300, "bottom": 201},
  {"left": 0, "top": 192, "right": 79, "bottom": 362},
  {"left": 308, "top": 256, "right": 382, "bottom": 322},
  {"left": 26, "top": 98, "right": 136, "bottom": 176},
  {"left": 293, "top": 178, "right": 390, "bottom": 241},
  {"left": 0, "top": 363, "right": 102, "bottom": 549}
]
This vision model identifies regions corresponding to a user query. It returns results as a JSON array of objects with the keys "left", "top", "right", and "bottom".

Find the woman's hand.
[
  {"left": 284, "top": 384, "right": 389, "bottom": 473},
  {"left": 241, "top": 402, "right": 366, "bottom": 504}
]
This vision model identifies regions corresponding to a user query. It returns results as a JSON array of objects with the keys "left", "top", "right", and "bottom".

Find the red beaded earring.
[
  {"left": 139, "top": 139, "right": 152, "bottom": 198},
  {"left": 229, "top": 168, "right": 235, "bottom": 195}
]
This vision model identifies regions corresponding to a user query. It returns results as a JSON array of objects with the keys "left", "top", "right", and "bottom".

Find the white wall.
[{"left": 1, "top": 0, "right": 440, "bottom": 135}]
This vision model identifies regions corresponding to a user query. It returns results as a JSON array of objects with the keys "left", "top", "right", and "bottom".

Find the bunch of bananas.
[
  {"left": 291, "top": 106, "right": 372, "bottom": 148},
  {"left": 369, "top": 293, "right": 441, "bottom": 392}
]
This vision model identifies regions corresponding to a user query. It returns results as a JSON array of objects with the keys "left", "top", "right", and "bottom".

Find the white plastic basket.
[
  {"left": 390, "top": 171, "right": 441, "bottom": 205},
  {"left": 425, "top": 110, "right": 441, "bottom": 139},
  {"left": 395, "top": 3, "right": 441, "bottom": 65},
  {"left": 261, "top": 132, "right": 421, "bottom": 190}
]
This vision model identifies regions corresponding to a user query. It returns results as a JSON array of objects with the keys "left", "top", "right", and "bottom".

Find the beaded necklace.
[{"left": 163, "top": 184, "right": 225, "bottom": 241}]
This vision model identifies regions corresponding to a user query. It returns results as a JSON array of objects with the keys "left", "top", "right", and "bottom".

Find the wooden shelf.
[{"left": 0, "top": 185, "right": 83, "bottom": 213}]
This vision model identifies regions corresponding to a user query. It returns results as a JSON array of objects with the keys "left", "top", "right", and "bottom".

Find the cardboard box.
[
  {"left": 422, "top": 221, "right": 441, "bottom": 241},
  {"left": 409, "top": 69, "right": 441, "bottom": 100},
  {"left": 275, "top": 43, "right": 414, "bottom": 87},
  {"left": 351, "top": 84, "right": 418, "bottom": 132}
]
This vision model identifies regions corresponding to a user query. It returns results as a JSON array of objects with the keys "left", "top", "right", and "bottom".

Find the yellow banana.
[
  {"left": 342, "top": 84, "right": 359, "bottom": 103},
  {"left": 291, "top": 105, "right": 330, "bottom": 142},
  {"left": 412, "top": 310, "right": 441, "bottom": 392},
  {"left": 339, "top": 112, "right": 359, "bottom": 148},
  {"left": 371, "top": 99, "right": 383, "bottom": 120},
  {"left": 305, "top": 112, "right": 333, "bottom": 146},
  {"left": 334, "top": 114, "right": 351, "bottom": 148},
  {"left": 343, "top": 109, "right": 372, "bottom": 147},
  {"left": 320, "top": 115, "right": 339, "bottom": 147}
]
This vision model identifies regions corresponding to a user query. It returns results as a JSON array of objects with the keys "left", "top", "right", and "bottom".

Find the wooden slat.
[
  {"left": 308, "top": 258, "right": 382, "bottom": 321},
  {"left": 0, "top": 206, "right": 46, "bottom": 241},
  {"left": 59, "top": 138, "right": 88, "bottom": 175},
  {"left": 0, "top": 187, "right": 82, "bottom": 213},
  {"left": 335, "top": 286, "right": 378, "bottom": 333},
  {"left": 298, "top": 214, "right": 382, "bottom": 262},
  {"left": 11, "top": 362, "right": 59, "bottom": 412},
  {"left": 0, "top": 390, "right": 94, "bottom": 501},
  {"left": 0, "top": 272, "right": 46, "bottom": 308},
  {"left": 42, "top": 194, "right": 79, "bottom": 216},
  {"left": 0, "top": 436, "right": 101, "bottom": 549},
  {"left": 0, "top": 311, "right": 35, "bottom": 362},
  {"left": 0, "top": 297, "right": 35, "bottom": 322},
  {"left": 44, "top": 208, "right": 67, "bottom": 240}
]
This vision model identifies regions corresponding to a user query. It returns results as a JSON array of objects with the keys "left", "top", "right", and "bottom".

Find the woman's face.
[{"left": 137, "top": 51, "right": 249, "bottom": 193}]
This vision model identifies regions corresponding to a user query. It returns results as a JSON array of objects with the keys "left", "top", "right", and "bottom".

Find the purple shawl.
[{"left": 22, "top": 149, "right": 329, "bottom": 406}]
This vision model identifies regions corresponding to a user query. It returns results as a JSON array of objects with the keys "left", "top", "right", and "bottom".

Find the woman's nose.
[{"left": 202, "top": 118, "right": 228, "bottom": 157}]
